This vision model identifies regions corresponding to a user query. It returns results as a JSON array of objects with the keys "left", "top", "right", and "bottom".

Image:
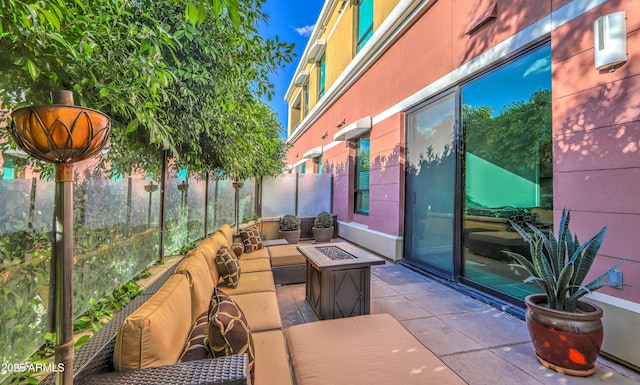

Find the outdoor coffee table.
[{"left": 297, "top": 242, "right": 385, "bottom": 320}]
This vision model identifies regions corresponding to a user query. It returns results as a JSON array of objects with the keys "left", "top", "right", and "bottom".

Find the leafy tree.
[
  {"left": 463, "top": 89, "right": 552, "bottom": 181},
  {"left": 0, "top": 0, "right": 293, "bottom": 179}
]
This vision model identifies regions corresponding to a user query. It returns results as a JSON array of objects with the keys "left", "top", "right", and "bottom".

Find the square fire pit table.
[{"left": 297, "top": 243, "right": 385, "bottom": 320}]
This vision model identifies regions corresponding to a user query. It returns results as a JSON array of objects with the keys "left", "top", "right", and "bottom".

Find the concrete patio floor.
[{"left": 276, "top": 261, "right": 640, "bottom": 385}]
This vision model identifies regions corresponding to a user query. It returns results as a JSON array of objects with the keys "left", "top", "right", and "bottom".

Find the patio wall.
[{"left": 0, "top": 167, "right": 256, "bottom": 381}]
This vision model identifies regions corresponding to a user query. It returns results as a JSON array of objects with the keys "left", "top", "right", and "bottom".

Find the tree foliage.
[
  {"left": 0, "top": 0, "right": 294, "bottom": 179},
  {"left": 463, "top": 89, "right": 552, "bottom": 181}
]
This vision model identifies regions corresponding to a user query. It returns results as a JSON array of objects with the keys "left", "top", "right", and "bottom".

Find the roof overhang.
[
  {"left": 333, "top": 116, "right": 372, "bottom": 141},
  {"left": 307, "top": 39, "right": 327, "bottom": 63},
  {"left": 3, "top": 149, "right": 28, "bottom": 158},
  {"left": 302, "top": 146, "right": 323, "bottom": 159},
  {"left": 291, "top": 159, "right": 307, "bottom": 168},
  {"left": 294, "top": 70, "right": 310, "bottom": 87}
]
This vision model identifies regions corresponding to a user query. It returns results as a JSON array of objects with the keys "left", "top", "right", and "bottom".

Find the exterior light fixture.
[
  {"left": 9, "top": 90, "right": 111, "bottom": 385},
  {"left": 594, "top": 11, "right": 627, "bottom": 71}
]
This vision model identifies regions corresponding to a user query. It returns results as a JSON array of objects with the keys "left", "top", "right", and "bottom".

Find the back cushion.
[
  {"left": 114, "top": 275, "right": 192, "bottom": 371},
  {"left": 175, "top": 250, "right": 215, "bottom": 320},
  {"left": 212, "top": 231, "right": 229, "bottom": 248},
  {"left": 217, "top": 224, "right": 234, "bottom": 246},
  {"left": 197, "top": 238, "right": 221, "bottom": 283}
]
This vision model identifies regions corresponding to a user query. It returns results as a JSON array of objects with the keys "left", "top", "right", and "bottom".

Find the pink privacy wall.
[{"left": 552, "top": 0, "right": 640, "bottom": 302}]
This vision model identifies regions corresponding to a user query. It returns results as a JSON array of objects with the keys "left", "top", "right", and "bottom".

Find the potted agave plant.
[
  {"left": 312, "top": 211, "right": 334, "bottom": 243},
  {"left": 279, "top": 214, "right": 301, "bottom": 244},
  {"left": 505, "top": 209, "right": 626, "bottom": 377}
]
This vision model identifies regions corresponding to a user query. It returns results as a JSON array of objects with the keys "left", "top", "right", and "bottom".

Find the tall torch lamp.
[{"left": 9, "top": 90, "right": 111, "bottom": 385}]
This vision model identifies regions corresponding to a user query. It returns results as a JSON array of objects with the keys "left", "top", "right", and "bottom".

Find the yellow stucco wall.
[
  {"left": 326, "top": 4, "right": 354, "bottom": 90},
  {"left": 287, "top": 0, "right": 401, "bottom": 133},
  {"left": 375, "top": 0, "right": 399, "bottom": 29}
]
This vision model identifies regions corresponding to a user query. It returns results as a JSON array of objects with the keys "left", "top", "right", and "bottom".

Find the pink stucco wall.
[{"left": 552, "top": 0, "right": 640, "bottom": 302}]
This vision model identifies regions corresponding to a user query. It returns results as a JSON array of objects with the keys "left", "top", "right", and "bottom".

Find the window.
[
  {"left": 356, "top": 0, "right": 374, "bottom": 52},
  {"left": 354, "top": 135, "right": 370, "bottom": 214},
  {"left": 318, "top": 55, "right": 326, "bottom": 99},
  {"left": 1, "top": 158, "right": 16, "bottom": 179},
  {"left": 304, "top": 82, "right": 309, "bottom": 115},
  {"left": 298, "top": 163, "right": 306, "bottom": 174},
  {"left": 317, "top": 155, "right": 323, "bottom": 174}
]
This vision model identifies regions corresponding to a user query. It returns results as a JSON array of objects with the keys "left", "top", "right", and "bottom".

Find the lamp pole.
[
  {"left": 232, "top": 179, "right": 244, "bottom": 234},
  {"left": 9, "top": 90, "right": 110, "bottom": 385},
  {"left": 144, "top": 181, "right": 158, "bottom": 226}
]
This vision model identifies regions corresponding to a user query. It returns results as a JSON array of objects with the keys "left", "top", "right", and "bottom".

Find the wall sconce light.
[
  {"left": 321, "top": 131, "right": 328, "bottom": 139},
  {"left": 9, "top": 90, "right": 110, "bottom": 385},
  {"left": 594, "top": 11, "right": 627, "bottom": 72},
  {"left": 336, "top": 117, "right": 346, "bottom": 128}
]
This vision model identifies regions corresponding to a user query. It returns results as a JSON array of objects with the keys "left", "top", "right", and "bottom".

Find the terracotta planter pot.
[
  {"left": 312, "top": 226, "right": 334, "bottom": 243},
  {"left": 279, "top": 229, "right": 301, "bottom": 244},
  {"left": 525, "top": 294, "right": 604, "bottom": 377}
]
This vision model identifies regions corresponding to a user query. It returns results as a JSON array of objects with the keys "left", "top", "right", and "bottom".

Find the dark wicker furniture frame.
[{"left": 40, "top": 258, "right": 249, "bottom": 385}]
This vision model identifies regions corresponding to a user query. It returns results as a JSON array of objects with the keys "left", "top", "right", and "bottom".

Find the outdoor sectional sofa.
[{"left": 42, "top": 223, "right": 465, "bottom": 385}]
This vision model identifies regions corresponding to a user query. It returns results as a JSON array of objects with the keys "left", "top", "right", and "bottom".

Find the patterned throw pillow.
[
  {"left": 231, "top": 238, "right": 244, "bottom": 258},
  {"left": 215, "top": 246, "right": 241, "bottom": 288},
  {"left": 207, "top": 288, "right": 255, "bottom": 381},
  {"left": 239, "top": 227, "right": 263, "bottom": 253},
  {"left": 179, "top": 310, "right": 211, "bottom": 362}
]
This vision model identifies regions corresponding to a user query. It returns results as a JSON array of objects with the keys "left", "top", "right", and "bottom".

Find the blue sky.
[{"left": 258, "top": 1, "right": 325, "bottom": 137}]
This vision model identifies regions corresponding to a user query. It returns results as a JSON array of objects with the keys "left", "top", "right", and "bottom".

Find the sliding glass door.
[
  {"left": 461, "top": 45, "right": 552, "bottom": 299},
  {"left": 404, "top": 44, "right": 553, "bottom": 302},
  {"left": 404, "top": 93, "right": 456, "bottom": 276}
]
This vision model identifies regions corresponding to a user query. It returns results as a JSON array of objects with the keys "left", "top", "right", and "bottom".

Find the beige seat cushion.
[
  {"left": 230, "top": 292, "right": 282, "bottom": 332},
  {"left": 253, "top": 330, "right": 293, "bottom": 385},
  {"left": 174, "top": 250, "right": 215, "bottom": 320},
  {"left": 238, "top": 258, "right": 272, "bottom": 273},
  {"left": 268, "top": 244, "right": 306, "bottom": 266},
  {"left": 114, "top": 275, "right": 191, "bottom": 371},
  {"left": 286, "top": 313, "right": 466, "bottom": 385},
  {"left": 220, "top": 271, "right": 275, "bottom": 295},
  {"left": 241, "top": 247, "right": 270, "bottom": 260}
]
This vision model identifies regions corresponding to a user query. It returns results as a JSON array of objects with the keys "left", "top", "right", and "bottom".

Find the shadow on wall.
[
  {"left": 324, "top": 143, "right": 404, "bottom": 234},
  {"left": 460, "top": 1, "right": 545, "bottom": 65}
]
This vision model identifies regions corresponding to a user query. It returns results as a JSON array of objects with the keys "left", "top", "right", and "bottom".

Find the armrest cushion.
[{"left": 114, "top": 275, "right": 192, "bottom": 371}]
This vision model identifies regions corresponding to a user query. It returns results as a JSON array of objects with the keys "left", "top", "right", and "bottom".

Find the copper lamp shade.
[
  {"left": 10, "top": 104, "right": 111, "bottom": 164},
  {"left": 6, "top": 91, "right": 111, "bottom": 385}
]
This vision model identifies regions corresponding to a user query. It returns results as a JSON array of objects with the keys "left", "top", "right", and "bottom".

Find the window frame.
[
  {"left": 356, "top": 0, "right": 374, "bottom": 53},
  {"left": 318, "top": 54, "right": 326, "bottom": 99},
  {"left": 303, "top": 81, "right": 309, "bottom": 115},
  {"left": 353, "top": 135, "right": 370, "bottom": 215}
]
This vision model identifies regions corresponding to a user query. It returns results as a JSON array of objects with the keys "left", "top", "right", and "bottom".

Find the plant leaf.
[
  {"left": 186, "top": 1, "right": 198, "bottom": 26},
  {"left": 26, "top": 59, "right": 40, "bottom": 80},
  {"left": 570, "top": 225, "right": 607, "bottom": 288}
]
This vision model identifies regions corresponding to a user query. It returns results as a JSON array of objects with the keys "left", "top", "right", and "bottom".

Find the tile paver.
[{"left": 275, "top": 254, "right": 640, "bottom": 385}]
